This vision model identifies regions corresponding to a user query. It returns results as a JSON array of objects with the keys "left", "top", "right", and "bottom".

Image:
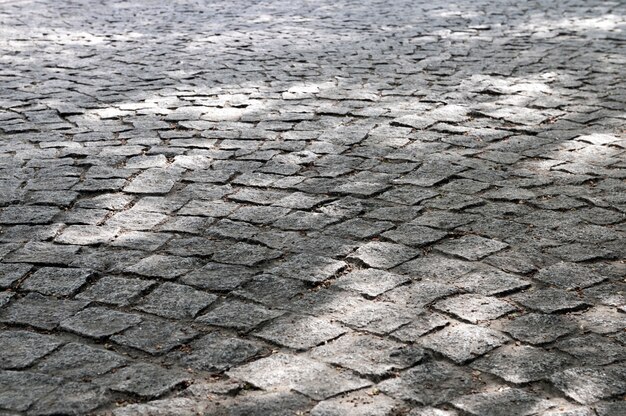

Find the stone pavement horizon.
[{"left": 0, "top": 0, "right": 625, "bottom": 414}]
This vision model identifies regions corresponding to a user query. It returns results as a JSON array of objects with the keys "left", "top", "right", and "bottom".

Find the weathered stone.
[
  {"left": 168, "top": 332, "right": 265, "bottom": 372},
  {"left": 98, "top": 363, "right": 189, "bottom": 398},
  {"left": 0, "top": 370, "right": 61, "bottom": 411},
  {"left": 76, "top": 276, "right": 155, "bottom": 306},
  {"left": 433, "top": 294, "right": 516, "bottom": 323},
  {"left": 270, "top": 254, "right": 346, "bottom": 283},
  {"left": 494, "top": 313, "right": 577, "bottom": 344},
  {"left": 452, "top": 388, "right": 552, "bottom": 416},
  {"left": 436, "top": 236, "right": 508, "bottom": 261},
  {"left": 60, "top": 307, "right": 142, "bottom": 339},
  {"left": 196, "top": 299, "right": 282, "bottom": 331},
  {"left": 21, "top": 267, "right": 92, "bottom": 296},
  {"left": 511, "top": 288, "right": 590, "bottom": 313},
  {"left": 333, "top": 268, "right": 410, "bottom": 297},
  {"left": 111, "top": 316, "right": 199, "bottom": 355},
  {"left": 136, "top": 282, "right": 217, "bottom": 319},
  {"left": 420, "top": 323, "right": 509, "bottom": 364},
  {"left": 551, "top": 366, "right": 626, "bottom": 404},
  {"left": 254, "top": 314, "right": 346, "bottom": 350},
  {"left": 378, "top": 361, "right": 480, "bottom": 405},
  {"left": 0, "top": 293, "right": 88, "bottom": 330},
  {"left": 311, "top": 390, "right": 399, "bottom": 416},
  {"left": 227, "top": 353, "right": 371, "bottom": 400},
  {"left": 0, "top": 330, "right": 62, "bottom": 369},
  {"left": 35, "top": 343, "right": 127, "bottom": 378},
  {"left": 349, "top": 241, "right": 419, "bottom": 269},
  {"left": 309, "top": 332, "right": 424, "bottom": 376},
  {"left": 471, "top": 345, "right": 570, "bottom": 384}
]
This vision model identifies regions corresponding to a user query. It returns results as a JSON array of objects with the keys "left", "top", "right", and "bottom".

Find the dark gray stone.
[
  {"left": 0, "top": 370, "right": 61, "bottom": 411},
  {"left": 21, "top": 267, "right": 92, "bottom": 296},
  {"left": 136, "top": 282, "right": 217, "bottom": 319},
  {"left": 168, "top": 333, "right": 266, "bottom": 372},
  {"left": 452, "top": 388, "right": 552, "bottom": 416},
  {"left": 196, "top": 299, "right": 282, "bottom": 331},
  {"left": 333, "top": 268, "right": 410, "bottom": 297},
  {"left": 311, "top": 390, "right": 399, "bottom": 416},
  {"left": 76, "top": 276, "right": 155, "bottom": 306},
  {"left": 551, "top": 366, "right": 626, "bottom": 404},
  {"left": 35, "top": 343, "right": 127, "bottom": 378},
  {"left": 309, "top": 332, "right": 424, "bottom": 376},
  {"left": 378, "top": 361, "right": 480, "bottom": 405},
  {"left": 433, "top": 294, "right": 516, "bottom": 323},
  {"left": 349, "top": 241, "right": 419, "bottom": 269},
  {"left": 60, "top": 307, "right": 142, "bottom": 339},
  {"left": 436, "top": 236, "right": 508, "bottom": 261},
  {"left": 420, "top": 323, "right": 509, "bottom": 364},
  {"left": 227, "top": 353, "right": 371, "bottom": 400},
  {"left": 0, "top": 293, "right": 88, "bottom": 330},
  {"left": 0, "top": 263, "right": 32, "bottom": 288},
  {"left": 270, "top": 254, "right": 346, "bottom": 283},
  {"left": 495, "top": 313, "right": 577, "bottom": 344},
  {"left": 29, "top": 382, "right": 109, "bottom": 416},
  {"left": 98, "top": 363, "right": 189, "bottom": 398},
  {"left": 511, "top": 288, "right": 590, "bottom": 313},
  {"left": 111, "top": 316, "right": 199, "bottom": 355},
  {"left": 254, "top": 314, "right": 346, "bottom": 350},
  {"left": 471, "top": 345, "right": 570, "bottom": 384},
  {"left": 534, "top": 262, "right": 608, "bottom": 290},
  {"left": 0, "top": 330, "right": 62, "bottom": 369}
]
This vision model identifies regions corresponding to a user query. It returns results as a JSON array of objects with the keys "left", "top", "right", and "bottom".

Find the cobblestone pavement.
[{"left": 0, "top": 0, "right": 625, "bottom": 414}]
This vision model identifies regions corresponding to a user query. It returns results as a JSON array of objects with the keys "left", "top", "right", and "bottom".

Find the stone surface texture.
[{"left": 0, "top": 0, "right": 624, "bottom": 414}]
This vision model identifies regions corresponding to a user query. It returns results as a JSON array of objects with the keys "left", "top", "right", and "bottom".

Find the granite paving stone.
[
  {"left": 34, "top": 342, "right": 128, "bottom": 379},
  {"left": 55, "top": 225, "right": 120, "bottom": 245},
  {"left": 349, "top": 241, "right": 419, "bottom": 269},
  {"left": 270, "top": 254, "right": 346, "bottom": 283},
  {"left": 554, "top": 334, "right": 626, "bottom": 366},
  {"left": 97, "top": 363, "right": 189, "bottom": 398},
  {"left": 180, "top": 262, "right": 256, "bottom": 291},
  {"left": 451, "top": 388, "right": 553, "bottom": 416},
  {"left": 511, "top": 288, "right": 591, "bottom": 314},
  {"left": 471, "top": 345, "right": 571, "bottom": 384},
  {"left": 419, "top": 323, "right": 509, "bottom": 364},
  {"left": 167, "top": 332, "right": 266, "bottom": 372},
  {"left": 20, "top": 267, "right": 92, "bottom": 296},
  {"left": 309, "top": 332, "right": 424, "bottom": 377},
  {"left": 0, "top": 371, "right": 61, "bottom": 412},
  {"left": 0, "top": 263, "right": 32, "bottom": 288},
  {"left": 0, "top": 330, "right": 62, "bottom": 370},
  {"left": 0, "top": 0, "right": 624, "bottom": 412},
  {"left": 196, "top": 299, "right": 283, "bottom": 331},
  {"left": 0, "top": 293, "right": 88, "bottom": 330},
  {"left": 378, "top": 361, "right": 482, "bottom": 405},
  {"left": 227, "top": 353, "right": 371, "bottom": 400},
  {"left": 136, "top": 282, "right": 217, "bottom": 319},
  {"left": 333, "top": 268, "right": 410, "bottom": 297},
  {"left": 534, "top": 262, "right": 609, "bottom": 290},
  {"left": 433, "top": 294, "right": 516, "bottom": 323},
  {"left": 125, "top": 255, "right": 200, "bottom": 279},
  {"left": 28, "top": 382, "right": 109, "bottom": 416},
  {"left": 253, "top": 314, "right": 347, "bottom": 350},
  {"left": 60, "top": 307, "right": 142, "bottom": 339},
  {"left": 551, "top": 366, "right": 626, "bottom": 405},
  {"left": 76, "top": 276, "right": 155, "bottom": 306},
  {"left": 494, "top": 313, "right": 578, "bottom": 344},
  {"left": 436, "top": 236, "right": 509, "bottom": 261},
  {"left": 110, "top": 316, "right": 200, "bottom": 355},
  {"left": 310, "top": 390, "right": 399, "bottom": 416}
]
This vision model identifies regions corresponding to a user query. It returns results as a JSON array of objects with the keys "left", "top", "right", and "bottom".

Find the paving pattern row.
[{"left": 0, "top": 0, "right": 625, "bottom": 415}]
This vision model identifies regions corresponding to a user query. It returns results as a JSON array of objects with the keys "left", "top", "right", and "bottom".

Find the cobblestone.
[{"left": 0, "top": 0, "right": 624, "bottom": 413}]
